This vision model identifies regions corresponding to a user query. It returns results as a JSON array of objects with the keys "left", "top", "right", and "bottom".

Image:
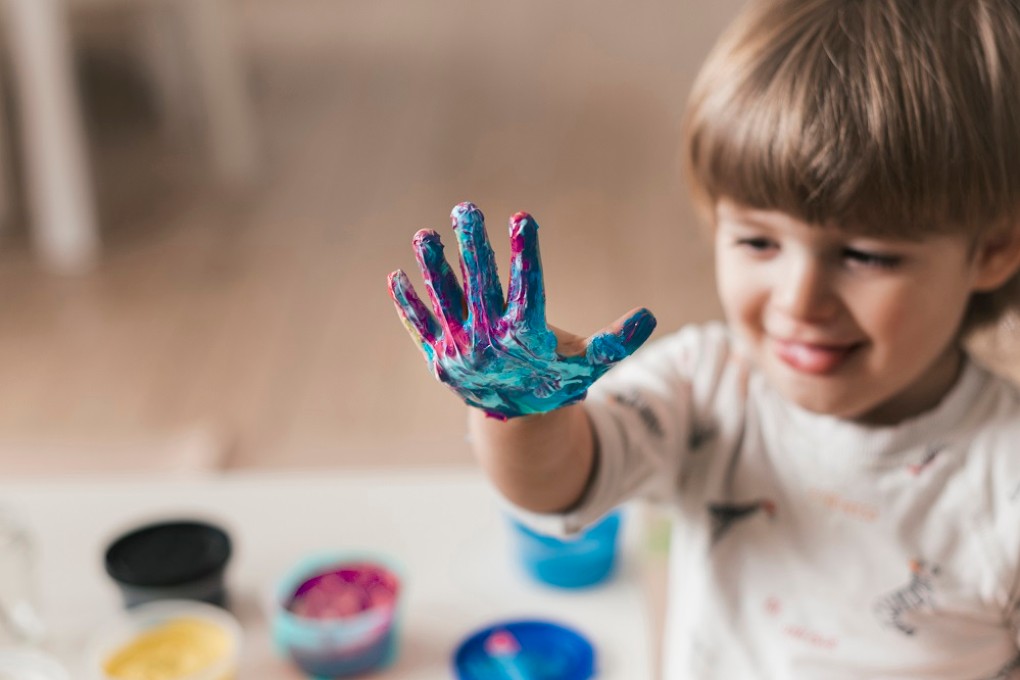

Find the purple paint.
[
  {"left": 273, "top": 559, "right": 402, "bottom": 677},
  {"left": 288, "top": 562, "right": 399, "bottom": 619}
]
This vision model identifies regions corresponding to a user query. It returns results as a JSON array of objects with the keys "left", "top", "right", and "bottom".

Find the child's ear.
[{"left": 972, "top": 227, "right": 1020, "bottom": 292}]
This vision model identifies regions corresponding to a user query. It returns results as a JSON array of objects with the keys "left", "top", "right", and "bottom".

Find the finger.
[
  {"left": 412, "top": 229, "right": 468, "bottom": 345},
  {"left": 451, "top": 202, "right": 504, "bottom": 339},
  {"left": 387, "top": 269, "right": 441, "bottom": 357},
  {"left": 504, "top": 211, "right": 548, "bottom": 334},
  {"left": 585, "top": 307, "right": 657, "bottom": 367}
]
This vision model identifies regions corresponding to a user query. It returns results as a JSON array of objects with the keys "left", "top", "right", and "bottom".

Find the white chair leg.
[
  {"left": 178, "top": 0, "right": 259, "bottom": 184},
  {"left": 2, "top": 0, "right": 99, "bottom": 274}
]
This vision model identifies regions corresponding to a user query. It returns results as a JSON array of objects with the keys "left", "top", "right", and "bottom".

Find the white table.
[{"left": 0, "top": 468, "right": 656, "bottom": 678}]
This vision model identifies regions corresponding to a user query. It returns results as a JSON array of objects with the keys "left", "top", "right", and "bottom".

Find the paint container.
[
  {"left": 87, "top": 599, "right": 242, "bottom": 680},
  {"left": 104, "top": 520, "right": 232, "bottom": 608},
  {"left": 453, "top": 619, "right": 595, "bottom": 680},
  {"left": 0, "top": 649, "right": 70, "bottom": 680},
  {"left": 510, "top": 511, "right": 621, "bottom": 589},
  {"left": 270, "top": 553, "right": 402, "bottom": 678}
]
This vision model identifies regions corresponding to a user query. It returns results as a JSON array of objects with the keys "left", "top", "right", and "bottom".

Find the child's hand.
[{"left": 387, "top": 202, "right": 657, "bottom": 420}]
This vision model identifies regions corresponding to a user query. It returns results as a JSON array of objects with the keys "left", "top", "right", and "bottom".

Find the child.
[{"left": 388, "top": 0, "right": 1020, "bottom": 676}]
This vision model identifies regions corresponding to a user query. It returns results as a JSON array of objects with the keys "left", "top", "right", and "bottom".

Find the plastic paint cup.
[
  {"left": 270, "top": 553, "right": 403, "bottom": 678},
  {"left": 510, "top": 511, "right": 622, "bottom": 589},
  {"left": 0, "top": 649, "right": 70, "bottom": 680},
  {"left": 87, "top": 599, "right": 242, "bottom": 680},
  {"left": 104, "top": 520, "right": 232, "bottom": 609}
]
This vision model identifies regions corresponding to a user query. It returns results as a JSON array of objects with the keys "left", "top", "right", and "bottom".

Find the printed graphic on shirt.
[
  {"left": 708, "top": 499, "right": 775, "bottom": 544},
  {"left": 783, "top": 623, "right": 839, "bottom": 650},
  {"left": 610, "top": 390, "right": 664, "bottom": 439},
  {"left": 688, "top": 422, "right": 718, "bottom": 451},
  {"left": 873, "top": 559, "right": 941, "bottom": 636},
  {"left": 762, "top": 596, "right": 840, "bottom": 650},
  {"left": 906, "top": 443, "right": 946, "bottom": 476},
  {"left": 808, "top": 487, "right": 879, "bottom": 523}
]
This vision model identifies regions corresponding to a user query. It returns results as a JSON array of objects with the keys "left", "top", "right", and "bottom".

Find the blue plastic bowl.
[{"left": 511, "top": 511, "right": 621, "bottom": 588}]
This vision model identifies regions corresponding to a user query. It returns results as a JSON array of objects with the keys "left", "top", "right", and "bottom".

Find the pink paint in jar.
[{"left": 270, "top": 554, "right": 403, "bottom": 678}]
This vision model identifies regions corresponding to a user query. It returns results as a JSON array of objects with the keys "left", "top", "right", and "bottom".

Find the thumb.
[
  {"left": 549, "top": 323, "right": 589, "bottom": 358},
  {"left": 585, "top": 307, "right": 657, "bottom": 367}
]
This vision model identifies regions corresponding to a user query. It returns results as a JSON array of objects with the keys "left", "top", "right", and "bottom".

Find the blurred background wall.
[{"left": 0, "top": 0, "right": 1014, "bottom": 476}]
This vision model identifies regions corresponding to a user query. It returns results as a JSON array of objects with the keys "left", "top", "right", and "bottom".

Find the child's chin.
[{"left": 772, "top": 381, "right": 864, "bottom": 419}]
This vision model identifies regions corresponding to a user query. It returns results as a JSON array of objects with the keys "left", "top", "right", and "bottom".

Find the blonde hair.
[{"left": 683, "top": 0, "right": 1020, "bottom": 332}]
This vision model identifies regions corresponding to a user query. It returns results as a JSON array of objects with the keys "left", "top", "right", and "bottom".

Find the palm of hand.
[{"left": 387, "top": 202, "right": 656, "bottom": 419}]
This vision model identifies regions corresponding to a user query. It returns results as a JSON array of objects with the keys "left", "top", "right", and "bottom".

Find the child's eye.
[
  {"left": 842, "top": 248, "right": 901, "bottom": 269},
  {"left": 734, "top": 237, "right": 776, "bottom": 253}
]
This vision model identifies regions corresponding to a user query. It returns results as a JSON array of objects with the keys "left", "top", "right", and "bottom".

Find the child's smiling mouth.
[{"left": 770, "top": 337, "right": 864, "bottom": 375}]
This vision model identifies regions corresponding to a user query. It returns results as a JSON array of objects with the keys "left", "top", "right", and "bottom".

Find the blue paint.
[
  {"left": 511, "top": 511, "right": 621, "bottom": 589},
  {"left": 453, "top": 619, "right": 595, "bottom": 680},
  {"left": 388, "top": 203, "right": 657, "bottom": 419},
  {"left": 483, "top": 630, "right": 530, "bottom": 680}
]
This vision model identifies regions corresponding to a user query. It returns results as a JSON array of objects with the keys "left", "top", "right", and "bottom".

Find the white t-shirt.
[{"left": 513, "top": 322, "right": 1020, "bottom": 679}]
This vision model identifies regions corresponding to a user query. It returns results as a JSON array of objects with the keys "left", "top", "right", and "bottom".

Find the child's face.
[{"left": 714, "top": 200, "right": 985, "bottom": 424}]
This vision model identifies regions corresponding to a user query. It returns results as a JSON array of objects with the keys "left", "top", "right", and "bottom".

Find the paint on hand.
[
  {"left": 103, "top": 618, "right": 230, "bottom": 680},
  {"left": 387, "top": 202, "right": 657, "bottom": 419}
]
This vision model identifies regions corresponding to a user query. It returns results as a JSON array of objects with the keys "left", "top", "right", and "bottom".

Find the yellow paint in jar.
[{"left": 103, "top": 617, "right": 231, "bottom": 680}]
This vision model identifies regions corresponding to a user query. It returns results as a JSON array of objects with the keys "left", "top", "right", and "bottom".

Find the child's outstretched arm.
[
  {"left": 466, "top": 314, "right": 650, "bottom": 514},
  {"left": 387, "top": 202, "right": 656, "bottom": 512}
]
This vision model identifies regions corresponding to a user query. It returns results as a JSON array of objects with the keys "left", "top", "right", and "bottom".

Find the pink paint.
[{"left": 287, "top": 562, "right": 399, "bottom": 620}]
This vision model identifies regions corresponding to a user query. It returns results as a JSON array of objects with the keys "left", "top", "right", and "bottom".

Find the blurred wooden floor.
[{"left": 0, "top": 0, "right": 1014, "bottom": 474}]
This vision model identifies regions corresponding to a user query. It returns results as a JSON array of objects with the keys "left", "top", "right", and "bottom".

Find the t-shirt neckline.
[{"left": 756, "top": 357, "right": 988, "bottom": 468}]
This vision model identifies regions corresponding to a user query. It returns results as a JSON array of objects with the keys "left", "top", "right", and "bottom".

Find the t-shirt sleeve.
[{"left": 506, "top": 322, "right": 736, "bottom": 536}]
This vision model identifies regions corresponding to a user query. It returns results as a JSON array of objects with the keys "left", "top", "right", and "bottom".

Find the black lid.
[{"left": 104, "top": 520, "right": 232, "bottom": 588}]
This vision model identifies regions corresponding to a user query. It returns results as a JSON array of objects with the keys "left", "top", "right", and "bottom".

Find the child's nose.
[{"left": 773, "top": 258, "right": 840, "bottom": 322}]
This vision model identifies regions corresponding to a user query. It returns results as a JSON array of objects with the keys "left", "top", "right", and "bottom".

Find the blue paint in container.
[
  {"left": 510, "top": 511, "right": 621, "bottom": 589},
  {"left": 453, "top": 619, "right": 595, "bottom": 680}
]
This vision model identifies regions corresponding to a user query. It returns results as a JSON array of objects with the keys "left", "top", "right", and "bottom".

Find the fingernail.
[
  {"left": 509, "top": 212, "right": 537, "bottom": 242},
  {"left": 412, "top": 229, "right": 441, "bottom": 247},
  {"left": 387, "top": 269, "right": 408, "bottom": 294},
  {"left": 624, "top": 309, "right": 657, "bottom": 344},
  {"left": 452, "top": 202, "right": 484, "bottom": 229}
]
